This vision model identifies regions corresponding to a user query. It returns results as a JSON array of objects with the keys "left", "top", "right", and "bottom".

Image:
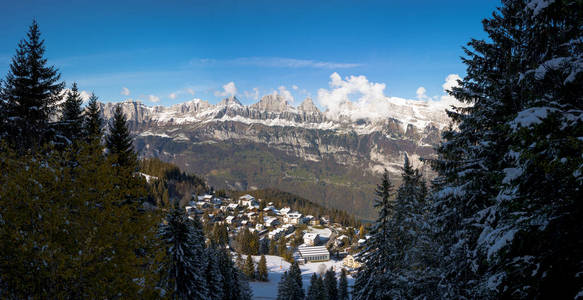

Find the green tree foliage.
[
  {"left": 0, "top": 20, "right": 64, "bottom": 151},
  {"left": 105, "top": 104, "right": 136, "bottom": 168},
  {"left": 257, "top": 255, "right": 269, "bottom": 281},
  {"left": 60, "top": 82, "right": 84, "bottom": 142},
  {"left": 236, "top": 228, "right": 260, "bottom": 255},
  {"left": 210, "top": 223, "right": 229, "bottom": 247},
  {"left": 0, "top": 143, "right": 161, "bottom": 298},
  {"left": 338, "top": 269, "right": 349, "bottom": 300},
  {"left": 276, "top": 271, "right": 304, "bottom": 300},
  {"left": 205, "top": 247, "right": 224, "bottom": 300},
  {"left": 323, "top": 267, "right": 338, "bottom": 300},
  {"left": 289, "top": 261, "right": 304, "bottom": 299},
  {"left": 83, "top": 92, "right": 103, "bottom": 142},
  {"left": 158, "top": 209, "right": 208, "bottom": 299},
  {"left": 423, "top": 1, "right": 583, "bottom": 298},
  {"left": 353, "top": 170, "right": 393, "bottom": 299},
  {"left": 243, "top": 254, "right": 255, "bottom": 280}
]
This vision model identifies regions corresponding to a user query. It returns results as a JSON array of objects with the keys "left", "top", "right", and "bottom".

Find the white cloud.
[
  {"left": 292, "top": 85, "right": 299, "bottom": 90},
  {"left": 169, "top": 87, "right": 195, "bottom": 100},
  {"left": 244, "top": 87, "right": 260, "bottom": 100},
  {"left": 442, "top": 74, "right": 461, "bottom": 93},
  {"left": 214, "top": 81, "right": 237, "bottom": 97},
  {"left": 277, "top": 86, "right": 294, "bottom": 103},
  {"left": 196, "top": 57, "right": 361, "bottom": 69},
  {"left": 121, "top": 87, "right": 130, "bottom": 96},
  {"left": 149, "top": 95, "right": 160, "bottom": 103},
  {"left": 317, "top": 72, "right": 465, "bottom": 122},
  {"left": 416, "top": 86, "right": 427, "bottom": 100}
]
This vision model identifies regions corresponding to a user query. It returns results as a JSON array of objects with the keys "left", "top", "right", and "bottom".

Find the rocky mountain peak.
[
  {"left": 218, "top": 96, "right": 242, "bottom": 107},
  {"left": 298, "top": 97, "right": 320, "bottom": 114},
  {"left": 251, "top": 94, "right": 290, "bottom": 112}
]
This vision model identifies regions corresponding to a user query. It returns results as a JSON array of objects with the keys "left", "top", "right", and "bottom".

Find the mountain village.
[{"left": 185, "top": 193, "right": 364, "bottom": 272}]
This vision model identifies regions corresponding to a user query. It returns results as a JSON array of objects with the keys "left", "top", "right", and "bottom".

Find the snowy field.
[{"left": 248, "top": 255, "right": 354, "bottom": 299}]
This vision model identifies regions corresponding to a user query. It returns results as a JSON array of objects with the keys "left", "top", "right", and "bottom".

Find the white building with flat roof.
[
  {"left": 303, "top": 233, "right": 320, "bottom": 246},
  {"left": 298, "top": 246, "right": 330, "bottom": 262}
]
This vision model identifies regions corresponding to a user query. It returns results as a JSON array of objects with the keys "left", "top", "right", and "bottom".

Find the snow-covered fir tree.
[
  {"left": 425, "top": 0, "right": 583, "bottom": 298},
  {"left": 158, "top": 208, "right": 208, "bottom": 299},
  {"left": 205, "top": 247, "right": 224, "bottom": 300},
  {"left": 353, "top": 169, "right": 394, "bottom": 299}
]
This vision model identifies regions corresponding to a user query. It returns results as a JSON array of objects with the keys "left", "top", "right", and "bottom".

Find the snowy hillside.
[{"left": 246, "top": 255, "right": 354, "bottom": 300}]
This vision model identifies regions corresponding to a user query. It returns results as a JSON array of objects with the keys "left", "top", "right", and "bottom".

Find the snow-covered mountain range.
[{"left": 100, "top": 94, "right": 452, "bottom": 219}]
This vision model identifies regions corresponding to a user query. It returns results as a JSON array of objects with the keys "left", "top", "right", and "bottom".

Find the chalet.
[
  {"left": 184, "top": 206, "right": 196, "bottom": 214},
  {"left": 282, "top": 224, "right": 295, "bottom": 234},
  {"left": 239, "top": 194, "right": 258, "bottom": 208},
  {"left": 195, "top": 201, "right": 210, "bottom": 209},
  {"left": 284, "top": 212, "right": 304, "bottom": 224},
  {"left": 279, "top": 207, "right": 291, "bottom": 215},
  {"left": 226, "top": 216, "right": 236, "bottom": 224},
  {"left": 303, "top": 233, "right": 320, "bottom": 246},
  {"left": 268, "top": 228, "right": 285, "bottom": 240},
  {"left": 227, "top": 203, "right": 239, "bottom": 210},
  {"left": 264, "top": 216, "right": 280, "bottom": 227},
  {"left": 298, "top": 246, "right": 330, "bottom": 262},
  {"left": 256, "top": 223, "right": 265, "bottom": 231},
  {"left": 342, "top": 255, "right": 362, "bottom": 269},
  {"left": 335, "top": 235, "right": 348, "bottom": 247}
]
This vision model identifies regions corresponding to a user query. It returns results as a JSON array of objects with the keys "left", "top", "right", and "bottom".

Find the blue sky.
[{"left": 0, "top": 0, "right": 500, "bottom": 107}]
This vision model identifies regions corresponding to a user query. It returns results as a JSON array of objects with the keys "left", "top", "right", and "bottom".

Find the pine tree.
[
  {"left": 306, "top": 273, "right": 319, "bottom": 300},
  {"left": 424, "top": 1, "right": 583, "bottom": 298},
  {"left": 289, "top": 261, "right": 304, "bottom": 299},
  {"left": 324, "top": 268, "right": 338, "bottom": 300},
  {"left": 244, "top": 254, "right": 255, "bottom": 280},
  {"left": 353, "top": 169, "right": 393, "bottom": 299},
  {"left": 316, "top": 275, "right": 328, "bottom": 300},
  {"left": 105, "top": 104, "right": 136, "bottom": 168},
  {"left": 0, "top": 143, "right": 161, "bottom": 298},
  {"left": 217, "top": 248, "right": 236, "bottom": 300},
  {"left": 269, "top": 238, "right": 277, "bottom": 255},
  {"left": 276, "top": 271, "right": 303, "bottom": 300},
  {"left": 257, "top": 255, "right": 269, "bottom": 281},
  {"left": 236, "top": 252, "right": 245, "bottom": 271},
  {"left": 380, "top": 154, "right": 433, "bottom": 298},
  {"left": 338, "top": 269, "right": 348, "bottom": 300},
  {"left": 60, "top": 82, "right": 84, "bottom": 143},
  {"left": 0, "top": 20, "right": 64, "bottom": 150},
  {"left": 83, "top": 92, "right": 103, "bottom": 142},
  {"left": 158, "top": 208, "right": 208, "bottom": 299},
  {"left": 205, "top": 247, "right": 224, "bottom": 300}
]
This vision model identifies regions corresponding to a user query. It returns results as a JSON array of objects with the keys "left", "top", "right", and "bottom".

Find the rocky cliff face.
[{"left": 100, "top": 94, "right": 447, "bottom": 219}]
